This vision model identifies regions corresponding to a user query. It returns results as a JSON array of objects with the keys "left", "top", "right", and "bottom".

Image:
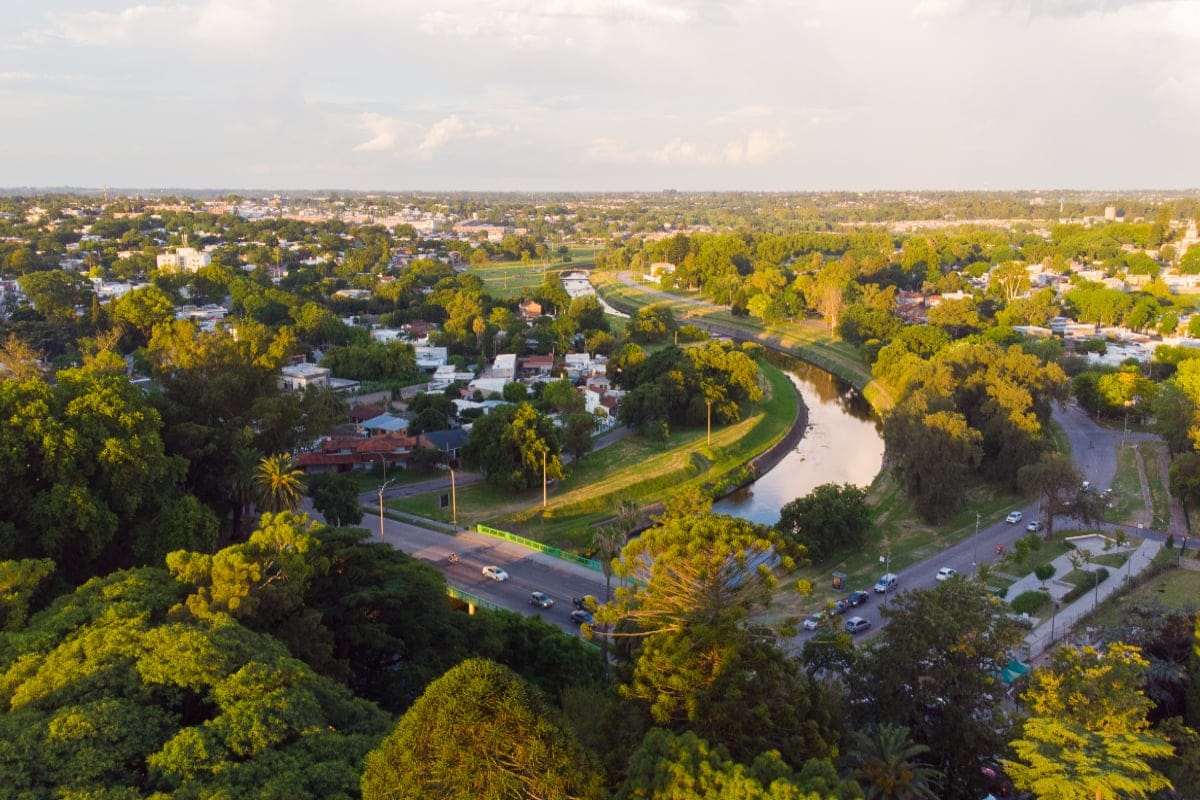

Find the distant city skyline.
[{"left": 2, "top": 1, "right": 1199, "bottom": 192}]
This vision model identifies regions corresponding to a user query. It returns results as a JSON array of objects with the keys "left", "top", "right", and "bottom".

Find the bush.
[
  {"left": 1034, "top": 563, "right": 1056, "bottom": 583},
  {"left": 1011, "top": 590, "right": 1048, "bottom": 616},
  {"left": 1061, "top": 567, "right": 1111, "bottom": 604}
]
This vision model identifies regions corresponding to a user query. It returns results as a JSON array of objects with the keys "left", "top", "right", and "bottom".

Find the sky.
[{"left": 2, "top": 0, "right": 1199, "bottom": 192}]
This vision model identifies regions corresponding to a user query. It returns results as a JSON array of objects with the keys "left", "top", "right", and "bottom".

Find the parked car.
[
  {"left": 570, "top": 609, "right": 594, "bottom": 626},
  {"left": 482, "top": 565, "right": 509, "bottom": 582},
  {"left": 832, "top": 598, "right": 850, "bottom": 615},
  {"left": 1026, "top": 520, "right": 1044, "bottom": 533},
  {"left": 803, "top": 612, "right": 824, "bottom": 631},
  {"left": 529, "top": 591, "right": 554, "bottom": 609},
  {"left": 1005, "top": 511, "right": 1024, "bottom": 524},
  {"left": 935, "top": 567, "right": 957, "bottom": 582},
  {"left": 845, "top": 616, "right": 872, "bottom": 634},
  {"left": 847, "top": 590, "right": 870, "bottom": 608},
  {"left": 874, "top": 573, "right": 898, "bottom": 593}
]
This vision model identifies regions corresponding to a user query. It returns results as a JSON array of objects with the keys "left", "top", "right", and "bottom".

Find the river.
[{"left": 712, "top": 355, "right": 885, "bottom": 526}]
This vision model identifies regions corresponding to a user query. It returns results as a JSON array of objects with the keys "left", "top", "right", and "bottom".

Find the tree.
[
  {"left": 563, "top": 411, "right": 597, "bottom": 462},
  {"left": 307, "top": 472, "right": 364, "bottom": 527},
  {"left": 617, "top": 729, "right": 859, "bottom": 800},
  {"left": 848, "top": 724, "right": 941, "bottom": 800},
  {"left": 850, "top": 579, "right": 1022, "bottom": 799},
  {"left": 360, "top": 658, "right": 603, "bottom": 800},
  {"left": 0, "top": 565, "right": 389, "bottom": 799},
  {"left": 776, "top": 483, "right": 871, "bottom": 563},
  {"left": 1017, "top": 453, "right": 1082, "bottom": 539},
  {"left": 1004, "top": 644, "right": 1174, "bottom": 800},
  {"left": 1170, "top": 452, "right": 1200, "bottom": 522},
  {"left": 602, "top": 513, "right": 808, "bottom": 729},
  {"left": 254, "top": 453, "right": 306, "bottom": 513},
  {"left": 109, "top": 284, "right": 174, "bottom": 345},
  {"left": 462, "top": 402, "right": 564, "bottom": 491},
  {"left": 0, "top": 333, "right": 44, "bottom": 380}
]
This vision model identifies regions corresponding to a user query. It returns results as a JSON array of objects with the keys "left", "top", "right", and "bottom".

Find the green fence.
[
  {"left": 475, "top": 524, "right": 602, "bottom": 572},
  {"left": 445, "top": 585, "right": 504, "bottom": 612}
]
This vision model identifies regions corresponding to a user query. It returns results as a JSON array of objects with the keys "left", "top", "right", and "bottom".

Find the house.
[
  {"left": 492, "top": 353, "right": 518, "bottom": 379},
  {"left": 518, "top": 299, "right": 543, "bottom": 321},
  {"left": 421, "top": 428, "right": 471, "bottom": 466},
  {"left": 295, "top": 432, "right": 420, "bottom": 474},
  {"left": 645, "top": 262, "right": 676, "bottom": 283},
  {"left": 415, "top": 346, "right": 449, "bottom": 371},
  {"left": 360, "top": 413, "right": 409, "bottom": 436},
  {"left": 520, "top": 354, "right": 555, "bottom": 378},
  {"left": 279, "top": 362, "right": 330, "bottom": 393}
]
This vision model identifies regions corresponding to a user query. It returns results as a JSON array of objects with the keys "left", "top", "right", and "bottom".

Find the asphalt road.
[{"left": 352, "top": 402, "right": 1145, "bottom": 649}]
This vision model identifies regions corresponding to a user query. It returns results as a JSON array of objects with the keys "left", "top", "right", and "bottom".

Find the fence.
[
  {"left": 475, "top": 524, "right": 602, "bottom": 572},
  {"left": 445, "top": 585, "right": 504, "bottom": 612}
]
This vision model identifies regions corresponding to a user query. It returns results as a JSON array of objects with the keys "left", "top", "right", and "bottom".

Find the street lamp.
[
  {"left": 972, "top": 512, "right": 981, "bottom": 577},
  {"left": 377, "top": 478, "right": 394, "bottom": 540},
  {"left": 439, "top": 462, "right": 458, "bottom": 529},
  {"left": 542, "top": 448, "right": 548, "bottom": 508}
]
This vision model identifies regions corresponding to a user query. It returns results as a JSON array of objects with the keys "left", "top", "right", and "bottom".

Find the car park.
[
  {"left": 1005, "top": 511, "right": 1023, "bottom": 524},
  {"left": 802, "top": 612, "right": 824, "bottom": 631},
  {"left": 847, "top": 590, "right": 870, "bottom": 608},
  {"left": 873, "top": 573, "right": 898, "bottom": 593},
  {"left": 1026, "top": 520, "right": 1044, "bottom": 533},
  {"left": 935, "top": 567, "right": 957, "bottom": 581},
  {"left": 529, "top": 591, "right": 554, "bottom": 609},
  {"left": 570, "top": 609, "right": 593, "bottom": 626},
  {"left": 845, "top": 616, "right": 872, "bottom": 634},
  {"left": 482, "top": 565, "right": 509, "bottom": 582}
]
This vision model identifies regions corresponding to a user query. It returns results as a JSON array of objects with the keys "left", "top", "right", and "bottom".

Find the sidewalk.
[{"left": 1018, "top": 537, "right": 1161, "bottom": 661}]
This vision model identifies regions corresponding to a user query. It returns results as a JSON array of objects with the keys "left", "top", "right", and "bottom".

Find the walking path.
[{"left": 1010, "top": 536, "right": 1162, "bottom": 661}]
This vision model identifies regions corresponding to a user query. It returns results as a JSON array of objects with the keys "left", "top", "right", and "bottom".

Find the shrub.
[
  {"left": 1011, "top": 591, "right": 1048, "bottom": 616},
  {"left": 1061, "top": 567, "right": 1111, "bottom": 604},
  {"left": 1034, "top": 563, "right": 1056, "bottom": 583}
]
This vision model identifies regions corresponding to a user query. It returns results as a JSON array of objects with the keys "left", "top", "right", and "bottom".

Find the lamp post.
[
  {"left": 377, "top": 478, "right": 394, "bottom": 540},
  {"left": 972, "top": 512, "right": 981, "bottom": 577},
  {"left": 542, "top": 448, "right": 548, "bottom": 508}
]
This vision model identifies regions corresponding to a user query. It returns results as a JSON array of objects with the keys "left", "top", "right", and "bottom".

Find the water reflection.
[{"left": 713, "top": 354, "right": 885, "bottom": 526}]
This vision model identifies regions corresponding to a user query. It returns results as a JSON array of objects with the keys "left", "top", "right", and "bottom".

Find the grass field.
[
  {"left": 468, "top": 248, "right": 602, "bottom": 300},
  {"left": 1087, "top": 562, "right": 1200, "bottom": 629},
  {"left": 384, "top": 357, "right": 800, "bottom": 551}
]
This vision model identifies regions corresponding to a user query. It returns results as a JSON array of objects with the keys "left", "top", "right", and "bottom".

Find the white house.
[
  {"left": 156, "top": 247, "right": 211, "bottom": 273},
  {"left": 492, "top": 353, "right": 518, "bottom": 379},
  {"left": 415, "top": 346, "right": 449, "bottom": 371},
  {"left": 279, "top": 362, "right": 330, "bottom": 393}
]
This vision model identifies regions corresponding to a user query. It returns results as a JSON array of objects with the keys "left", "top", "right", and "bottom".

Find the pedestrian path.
[{"left": 1015, "top": 537, "right": 1161, "bottom": 661}]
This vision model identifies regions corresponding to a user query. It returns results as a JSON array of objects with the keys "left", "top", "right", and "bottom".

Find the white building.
[
  {"left": 279, "top": 362, "right": 330, "bottom": 393},
  {"left": 415, "top": 346, "right": 449, "bottom": 371},
  {"left": 156, "top": 247, "right": 211, "bottom": 273}
]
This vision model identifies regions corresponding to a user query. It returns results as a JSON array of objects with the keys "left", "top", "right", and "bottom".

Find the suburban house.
[
  {"left": 520, "top": 354, "right": 555, "bottom": 379},
  {"left": 518, "top": 299, "right": 543, "bottom": 321},
  {"left": 359, "top": 412, "right": 409, "bottom": 436},
  {"left": 414, "top": 346, "right": 449, "bottom": 371},
  {"left": 279, "top": 361, "right": 330, "bottom": 393},
  {"left": 295, "top": 432, "right": 421, "bottom": 474},
  {"left": 492, "top": 353, "right": 518, "bottom": 379},
  {"left": 421, "top": 428, "right": 471, "bottom": 466}
]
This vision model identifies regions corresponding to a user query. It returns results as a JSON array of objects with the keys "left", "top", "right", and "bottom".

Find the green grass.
[
  {"left": 1139, "top": 440, "right": 1171, "bottom": 529},
  {"left": 1104, "top": 446, "right": 1146, "bottom": 524},
  {"left": 1086, "top": 566, "right": 1200, "bottom": 628},
  {"left": 385, "top": 358, "right": 800, "bottom": 551}
]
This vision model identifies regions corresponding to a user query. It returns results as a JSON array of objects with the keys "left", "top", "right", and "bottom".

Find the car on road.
[
  {"left": 571, "top": 595, "right": 597, "bottom": 611},
  {"left": 529, "top": 591, "right": 554, "bottom": 609},
  {"left": 874, "top": 573, "right": 898, "bottom": 593},
  {"left": 936, "top": 567, "right": 957, "bottom": 582},
  {"left": 845, "top": 616, "right": 872, "bottom": 634},
  {"left": 847, "top": 590, "right": 870, "bottom": 608},
  {"left": 1026, "top": 520, "right": 1044, "bottom": 533},
  {"left": 482, "top": 565, "right": 509, "bottom": 582},
  {"left": 570, "top": 609, "right": 594, "bottom": 626},
  {"left": 803, "top": 612, "right": 824, "bottom": 631},
  {"left": 832, "top": 598, "right": 849, "bottom": 615},
  {"left": 1005, "top": 511, "right": 1023, "bottom": 524}
]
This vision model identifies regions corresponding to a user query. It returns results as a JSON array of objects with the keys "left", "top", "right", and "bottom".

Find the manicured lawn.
[
  {"left": 1087, "top": 564, "right": 1200, "bottom": 628},
  {"left": 1104, "top": 445, "right": 1147, "bottom": 524}
]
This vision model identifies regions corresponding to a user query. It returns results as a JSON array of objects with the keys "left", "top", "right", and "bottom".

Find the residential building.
[
  {"left": 156, "top": 247, "right": 211, "bottom": 273},
  {"left": 279, "top": 362, "right": 330, "bottom": 393},
  {"left": 295, "top": 432, "right": 420, "bottom": 474}
]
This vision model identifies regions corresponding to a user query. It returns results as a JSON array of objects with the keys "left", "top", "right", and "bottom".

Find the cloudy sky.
[{"left": 2, "top": 0, "right": 1198, "bottom": 191}]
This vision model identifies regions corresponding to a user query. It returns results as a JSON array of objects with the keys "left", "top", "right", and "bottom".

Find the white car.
[
  {"left": 936, "top": 567, "right": 957, "bottom": 582},
  {"left": 874, "top": 573, "right": 898, "bottom": 593},
  {"left": 482, "top": 565, "right": 509, "bottom": 582},
  {"left": 803, "top": 612, "right": 824, "bottom": 631},
  {"left": 1005, "top": 511, "right": 1023, "bottom": 524}
]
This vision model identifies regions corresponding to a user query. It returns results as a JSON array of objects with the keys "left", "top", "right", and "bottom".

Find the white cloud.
[
  {"left": 587, "top": 127, "right": 790, "bottom": 167},
  {"left": 354, "top": 112, "right": 501, "bottom": 160},
  {"left": 190, "top": 0, "right": 278, "bottom": 48},
  {"left": 42, "top": 4, "right": 172, "bottom": 46}
]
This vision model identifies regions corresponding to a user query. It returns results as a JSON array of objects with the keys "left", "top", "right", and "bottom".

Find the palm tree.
[
  {"left": 227, "top": 447, "right": 261, "bottom": 539},
  {"left": 592, "top": 524, "right": 626, "bottom": 667},
  {"left": 848, "top": 724, "right": 941, "bottom": 800},
  {"left": 254, "top": 453, "right": 306, "bottom": 514}
]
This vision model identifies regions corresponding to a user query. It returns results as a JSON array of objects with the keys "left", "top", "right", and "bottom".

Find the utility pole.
[
  {"left": 706, "top": 398, "right": 713, "bottom": 446},
  {"left": 377, "top": 479, "right": 394, "bottom": 540},
  {"left": 972, "top": 513, "right": 981, "bottom": 577},
  {"left": 542, "top": 449, "right": 548, "bottom": 508}
]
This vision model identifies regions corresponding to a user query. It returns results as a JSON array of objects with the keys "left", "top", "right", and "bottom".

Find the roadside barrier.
[{"left": 475, "top": 524, "right": 602, "bottom": 572}]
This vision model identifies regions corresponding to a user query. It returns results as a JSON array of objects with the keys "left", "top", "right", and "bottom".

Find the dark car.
[
  {"left": 570, "top": 609, "right": 594, "bottom": 626},
  {"left": 571, "top": 595, "right": 597, "bottom": 611},
  {"left": 832, "top": 598, "right": 850, "bottom": 615},
  {"left": 529, "top": 591, "right": 554, "bottom": 609},
  {"left": 847, "top": 590, "right": 870, "bottom": 608}
]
